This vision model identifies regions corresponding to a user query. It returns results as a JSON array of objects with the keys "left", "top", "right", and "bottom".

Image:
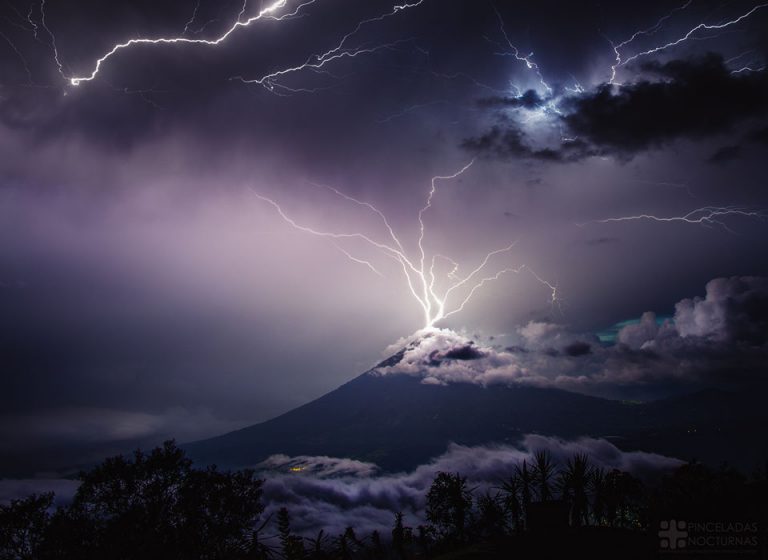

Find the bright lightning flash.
[
  {"left": 254, "top": 162, "right": 559, "bottom": 330},
  {"left": 64, "top": 0, "right": 425, "bottom": 91},
  {"left": 68, "top": 0, "right": 316, "bottom": 86}
]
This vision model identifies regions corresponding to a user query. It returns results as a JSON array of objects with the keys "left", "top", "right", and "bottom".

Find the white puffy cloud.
[
  {"left": 674, "top": 276, "right": 768, "bottom": 344},
  {"left": 373, "top": 277, "right": 768, "bottom": 399}
]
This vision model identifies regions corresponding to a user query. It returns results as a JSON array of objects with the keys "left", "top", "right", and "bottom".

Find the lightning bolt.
[
  {"left": 233, "top": 39, "right": 417, "bottom": 94},
  {"left": 26, "top": 0, "right": 66, "bottom": 78},
  {"left": 607, "top": 0, "right": 692, "bottom": 84},
  {"left": 489, "top": 4, "right": 552, "bottom": 96},
  {"left": 331, "top": 242, "right": 384, "bottom": 277},
  {"left": 731, "top": 66, "right": 765, "bottom": 75},
  {"left": 182, "top": 0, "right": 202, "bottom": 35},
  {"left": 232, "top": 0, "right": 426, "bottom": 93},
  {"left": 26, "top": 3, "right": 40, "bottom": 40},
  {"left": 253, "top": 162, "right": 558, "bottom": 329},
  {"left": 617, "top": 3, "right": 768, "bottom": 72},
  {"left": 313, "top": 0, "right": 424, "bottom": 62},
  {"left": 65, "top": 0, "right": 426, "bottom": 91},
  {"left": 577, "top": 206, "right": 767, "bottom": 233},
  {"left": 67, "top": 0, "right": 319, "bottom": 86}
]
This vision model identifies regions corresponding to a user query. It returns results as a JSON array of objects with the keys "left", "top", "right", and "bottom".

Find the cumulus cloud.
[
  {"left": 673, "top": 276, "right": 768, "bottom": 344},
  {"left": 374, "top": 277, "right": 768, "bottom": 399},
  {"left": 616, "top": 311, "right": 665, "bottom": 350}
]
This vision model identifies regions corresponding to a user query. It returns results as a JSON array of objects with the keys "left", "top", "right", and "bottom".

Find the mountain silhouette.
[{"left": 186, "top": 347, "right": 768, "bottom": 471}]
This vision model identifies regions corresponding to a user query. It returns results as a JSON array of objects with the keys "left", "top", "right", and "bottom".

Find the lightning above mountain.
[{"left": 253, "top": 162, "right": 558, "bottom": 329}]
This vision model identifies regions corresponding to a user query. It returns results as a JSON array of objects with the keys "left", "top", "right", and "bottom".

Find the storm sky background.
[{"left": 1, "top": 0, "right": 768, "bottom": 474}]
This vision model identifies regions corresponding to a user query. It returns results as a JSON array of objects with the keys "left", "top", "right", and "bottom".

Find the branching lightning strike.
[
  {"left": 607, "top": 0, "right": 692, "bottom": 84},
  {"left": 254, "top": 162, "right": 559, "bottom": 329},
  {"left": 233, "top": 1, "right": 425, "bottom": 93},
  {"left": 64, "top": 0, "right": 426, "bottom": 91},
  {"left": 489, "top": 4, "right": 552, "bottom": 95},
  {"left": 611, "top": 2, "right": 768, "bottom": 82},
  {"left": 66, "top": 0, "right": 318, "bottom": 86},
  {"left": 577, "top": 206, "right": 767, "bottom": 233}
]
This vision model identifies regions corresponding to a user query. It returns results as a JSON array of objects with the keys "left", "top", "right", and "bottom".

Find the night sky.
[{"left": 1, "top": 0, "right": 768, "bottom": 474}]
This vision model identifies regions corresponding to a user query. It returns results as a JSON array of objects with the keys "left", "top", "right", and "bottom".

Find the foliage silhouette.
[{"left": 2, "top": 442, "right": 766, "bottom": 559}]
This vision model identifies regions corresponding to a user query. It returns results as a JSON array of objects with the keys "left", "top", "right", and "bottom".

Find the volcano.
[{"left": 186, "top": 334, "right": 768, "bottom": 471}]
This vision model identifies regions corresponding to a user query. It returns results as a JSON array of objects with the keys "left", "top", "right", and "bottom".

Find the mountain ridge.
[{"left": 186, "top": 359, "right": 768, "bottom": 471}]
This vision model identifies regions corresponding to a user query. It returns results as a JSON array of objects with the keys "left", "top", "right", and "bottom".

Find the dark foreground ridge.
[{"left": 186, "top": 360, "right": 768, "bottom": 472}]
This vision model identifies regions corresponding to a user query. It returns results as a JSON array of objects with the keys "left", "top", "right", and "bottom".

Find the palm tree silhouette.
[
  {"left": 589, "top": 466, "right": 608, "bottom": 526},
  {"left": 515, "top": 460, "right": 534, "bottom": 528},
  {"left": 498, "top": 474, "right": 524, "bottom": 532},
  {"left": 558, "top": 453, "right": 591, "bottom": 527},
  {"left": 532, "top": 450, "right": 557, "bottom": 502}
]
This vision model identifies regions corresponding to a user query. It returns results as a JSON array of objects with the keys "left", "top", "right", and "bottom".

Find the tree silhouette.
[
  {"left": 531, "top": 450, "right": 557, "bottom": 502},
  {"left": 425, "top": 472, "right": 473, "bottom": 544},
  {"left": 558, "top": 453, "right": 591, "bottom": 527},
  {"left": 391, "top": 512, "right": 412, "bottom": 560},
  {"left": 589, "top": 466, "right": 608, "bottom": 526},
  {"left": 369, "top": 530, "right": 385, "bottom": 560},
  {"left": 34, "top": 441, "right": 264, "bottom": 559},
  {"left": 514, "top": 460, "right": 533, "bottom": 528},
  {"left": 304, "top": 529, "right": 330, "bottom": 560},
  {"left": 602, "top": 469, "right": 642, "bottom": 528},
  {"left": 498, "top": 474, "right": 523, "bottom": 533},
  {"left": 3, "top": 444, "right": 764, "bottom": 559},
  {"left": 476, "top": 492, "right": 507, "bottom": 538},
  {"left": 0, "top": 493, "right": 53, "bottom": 560},
  {"left": 277, "top": 507, "right": 305, "bottom": 560}
]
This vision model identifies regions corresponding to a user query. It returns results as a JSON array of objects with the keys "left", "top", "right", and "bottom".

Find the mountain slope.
[{"left": 186, "top": 365, "right": 768, "bottom": 471}]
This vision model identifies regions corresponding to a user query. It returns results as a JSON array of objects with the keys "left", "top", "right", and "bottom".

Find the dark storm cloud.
[
  {"left": 564, "top": 55, "right": 768, "bottom": 155},
  {"left": 464, "top": 55, "right": 768, "bottom": 162},
  {"left": 747, "top": 125, "right": 768, "bottom": 144},
  {"left": 461, "top": 125, "right": 564, "bottom": 161},
  {"left": 475, "top": 89, "right": 543, "bottom": 109},
  {"left": 563, "top": 341, "right": 591, "bottom": 357},
  {"left": 441, "top": 344, "right": 485, "bottom": 361},
  {"left": 707, "top": 145, "right": 742, "bottom": 164}
]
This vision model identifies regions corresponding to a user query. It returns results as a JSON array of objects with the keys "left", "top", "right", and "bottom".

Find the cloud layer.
[
  {"left": 257, "top": 435, "right": 681, "bottom": 536},
  {"left": 374, "top": 276, "right": 768, "bottom": 399},
  {"left": 1, "top": 435, "right": 681, "bottom": 539}
]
